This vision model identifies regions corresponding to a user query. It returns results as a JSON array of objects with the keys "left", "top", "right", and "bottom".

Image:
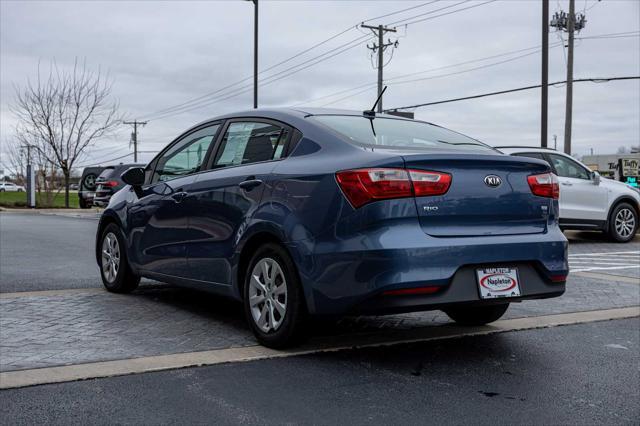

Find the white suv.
[
  {"left": 497, "top": 147, "right": 639, "bottom": 242},
  {"left": 0, "top": 181, "right": 25, "bottom": 192}
]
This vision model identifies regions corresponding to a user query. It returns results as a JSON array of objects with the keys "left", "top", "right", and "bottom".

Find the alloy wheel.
[
  {"left": 101, "top": 232, "right": 121, "bottom": 283},
  {"left": 248, "top": 257, "right": 288, "bottom": 333},
  {"left": 615, "top": 208, "right": 636, "bottom": 239}
]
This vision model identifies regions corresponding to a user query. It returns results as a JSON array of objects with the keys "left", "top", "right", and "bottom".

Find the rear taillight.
[
  {"left": 527, "top": 173, "right": 559, "bottom": 199},
  {"left": 103, "top": 180, "right": 119, "bottom": 188},
  {"left": 409, "top": 170, "right": 452, "bottom": 196},
  {"left": 335, "top": 168, "right": 451, "bottom": 208}
]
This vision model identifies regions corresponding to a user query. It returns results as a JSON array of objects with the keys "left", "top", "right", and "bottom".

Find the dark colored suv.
[
  {"left": 93, "top": 164, "right": 144, "bottom": 207},
  {"left": 78, "top": 166, "right": 106, "bottom": 209}
]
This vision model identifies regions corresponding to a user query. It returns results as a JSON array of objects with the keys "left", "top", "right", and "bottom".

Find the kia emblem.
[{"left": 484, "top": 175, "right": 502, "bottom": 187}]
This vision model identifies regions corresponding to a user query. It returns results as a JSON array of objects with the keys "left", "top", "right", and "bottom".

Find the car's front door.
[
  {"left": 545, "top": 153, "right": 608, "bottom": 222},
  {"left": 127, "top": 124, "right": 220, "bottom": 278},
  {"left": 184, "top": 119, "right": 292, "bottom": 284}
]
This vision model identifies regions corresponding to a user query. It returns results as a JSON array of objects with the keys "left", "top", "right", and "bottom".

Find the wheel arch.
[
  {"left": 235, "top": 230, "right": 287, "bottom": 301},
  {"left": 607, "top": 195, "right": 639, "bottom": 225},
  {"left": 95, "top": 211, "right": 124, "bottom": 265}
]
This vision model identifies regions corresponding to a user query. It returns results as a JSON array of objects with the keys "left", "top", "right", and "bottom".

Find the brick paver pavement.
[{"left": 1, "top": 274, "right": 638, "bottom": 372}]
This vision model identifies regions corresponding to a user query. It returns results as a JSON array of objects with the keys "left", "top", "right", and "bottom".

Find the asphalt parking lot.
[{"left": 0, "top": 211, "right": 638, "bottom": 424}]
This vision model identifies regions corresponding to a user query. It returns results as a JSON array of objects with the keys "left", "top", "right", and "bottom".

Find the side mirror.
[
  {"left": 591, "top": 170, "right": 601, "bottom": 186},
  {"left": 121, "top": 167, "right": 145, "bottom": 187}
]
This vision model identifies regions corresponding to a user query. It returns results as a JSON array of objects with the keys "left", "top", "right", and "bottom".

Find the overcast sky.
[{"left": 1, "top": 0, "right": 639, "bottom": 171}]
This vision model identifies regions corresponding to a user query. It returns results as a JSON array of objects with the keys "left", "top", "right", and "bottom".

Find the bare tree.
[
  {"left": 12, "top": 59, "right": 121, "bottom": 207},
  {"left": 2, "top": 139, "right": 27, "bottom": 184}
]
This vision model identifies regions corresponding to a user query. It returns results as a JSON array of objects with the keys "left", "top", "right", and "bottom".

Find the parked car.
[
  {"left": 0, "top": 181, "right": 25, "bottom": 192},
  {"left": 95, "top": 109, "right": 568, "bottom": 348},
  {"left": 69, "top": 183, "right": 79, "bottom": 191},
  {"left": 497, "top": 147, "right": 640, "bottom": 242},
  {"left": 78, "top": 166, "right": 106, "bottom": 209},
  {"left": 93, "top": 164, "right": 144, "bottom": 207}
]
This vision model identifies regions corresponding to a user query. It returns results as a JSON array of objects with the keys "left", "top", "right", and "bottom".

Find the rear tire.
[
  {"left": 78, "top": 197, "right": 88, "bottom": 209},
  {"left": 444, "top": 303, "right": 509, "bottom": 326},
  {"left": 99, "top": 223, "right": 139, "bottom": 293},
  {"left": 243, "top": 243, "right": 307, "bottom": 348},
  {"left": 607, "top": 202, "right": 638, "bottom": 243}
]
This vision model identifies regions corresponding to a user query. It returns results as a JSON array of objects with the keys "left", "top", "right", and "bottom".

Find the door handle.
[
  {"left": 171, "top": 191, "right": 188, "bottom": 203},
  {"left": 238, "top": 179, "right": 263, "bottom": 191}
]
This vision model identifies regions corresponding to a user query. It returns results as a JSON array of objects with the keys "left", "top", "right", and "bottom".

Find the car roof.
[
  {"left": 495, "top": 146, "right": 562, "bottom": 155},
  {"left": 182, "top": 107, "right": 428, "bottom": 135}
]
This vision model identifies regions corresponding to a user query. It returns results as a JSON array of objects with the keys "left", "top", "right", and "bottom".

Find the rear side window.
[
  {"left": 213, "top": 121, "right": 289, "bottom": 168},
  {"left": 312, "top": 115, "right": 493, "bottom": 152},
  {"left": 548, "top": 153, "right": 591, "bottom": 180}
]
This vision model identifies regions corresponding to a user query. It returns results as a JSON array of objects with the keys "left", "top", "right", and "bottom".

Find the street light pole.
[
  {"left": 252, "top": 0, "right": 258, "bottom": 109},
  {"left": 541, "top": 0, "right": 549, "bottom": 148}
]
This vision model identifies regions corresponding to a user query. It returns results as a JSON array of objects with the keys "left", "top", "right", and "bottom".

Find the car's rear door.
[
  {"left": 184, "top": 119, "right": 293, "bottom": 284},
  {"left": 127, "top": 123, "right": 221, "bottom": 278},
  {"left": 544, "top": 153, "right": 608, "bottom": 222}
]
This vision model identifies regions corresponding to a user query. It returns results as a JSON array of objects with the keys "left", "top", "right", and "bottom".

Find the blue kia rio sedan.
[{"left": 96, "top": 108, "right": 568, "bottom": 347}]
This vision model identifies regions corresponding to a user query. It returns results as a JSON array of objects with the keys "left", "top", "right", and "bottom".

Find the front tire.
[
  {"left": 444, "top": 303, "right": 509, "bottom": 326},
  {"left": 608, "top": 202, "right": 638, "bottom": 243},
  {"left": 243, "top": 243, "right": 307, "bottom": 348},
  {"left": 99, "top": 223, "right": 139, "bottom": 293}
]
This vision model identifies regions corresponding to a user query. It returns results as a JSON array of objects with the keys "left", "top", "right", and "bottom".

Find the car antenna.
[{"left": 363, "top": 86, "right": 387, "bottom": 119}]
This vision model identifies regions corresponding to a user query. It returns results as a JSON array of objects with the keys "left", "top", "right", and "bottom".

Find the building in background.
[{"left": 582, "top": 153, "right": 640, "bottom": 188}]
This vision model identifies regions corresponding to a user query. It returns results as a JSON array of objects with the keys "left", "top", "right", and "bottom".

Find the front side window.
[
  {"left": 153, "top": 124, "right": 220, "bottom": 183},
  {"left": 311, "top": 115, "right": 493, "bottom": 152},
  {"left": 548, "top": 154, "right": 591, "bottom": 180},
  {"left": 213, "top": 122, "right": 288, "bottom": 168}
]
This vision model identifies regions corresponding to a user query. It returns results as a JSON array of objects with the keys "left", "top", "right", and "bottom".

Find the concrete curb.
[{"left": 1, "top": 306, "right": 638, "bottom": 390}]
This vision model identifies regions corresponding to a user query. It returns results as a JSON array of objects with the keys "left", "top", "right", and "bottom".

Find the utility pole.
[
  {"left": 361, "top": 23, "right": 398, "bottom": 113},
  {"left": 541, "top": 0, "right": 549, "bottom": 148},
  {"left": 123, "top": 120, "right": 147, "bottom": 163},
  {"left": 551, "top": 0, "right": 587, "bottom": 155},
  {"left": 553, "top": 134, "right": 557, "bottom": 150}
]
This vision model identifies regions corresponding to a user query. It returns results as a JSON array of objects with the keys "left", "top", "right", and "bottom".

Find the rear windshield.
[
  {"left": 97, "top": 168, "right": 115, "bottom": 179},
  {"left": 312, "top": 115, "right": 494, "bottom": 152}
]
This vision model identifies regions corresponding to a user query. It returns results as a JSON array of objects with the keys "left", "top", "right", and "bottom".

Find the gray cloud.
[{"left": 1, "top": 0, "right": 638, "bottom": 170}]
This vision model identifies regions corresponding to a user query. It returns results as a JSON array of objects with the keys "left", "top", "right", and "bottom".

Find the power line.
[
  {"left": 362, "top": 1, "right": 440, "bottom": 22},
  {"left": 142, "top": 1, "right": 498, "bottom": 121},
  {"left": 385, "top": 76, "right": 640, "bottom": 111},
  {"left": 142, "top": 2, "right": 440, "bottom": 120},
  {"left": 386, "top": 0, "right": 471, "bottom": 26},
  {"left": 145, "top": 34, "right": 370, "bottom": 121},
  {"left": 296, "top": 29, "right": 633, "bottom": 107},
  {"left": 75, "top": 153, "right": 133, "bottom": 168},
  {"left": 306, "top": 42, "right": 564, "bottom": 107},
  {"left": 148, "top": 36, "right": 370, "bottom": 121},
  {"left": 390, "top": 0, "right": 497, "bottom": 27}
]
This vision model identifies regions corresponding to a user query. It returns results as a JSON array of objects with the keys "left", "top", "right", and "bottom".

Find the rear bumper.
[{"left": 287, "top": 222, "right": 568, "bottom": 315}]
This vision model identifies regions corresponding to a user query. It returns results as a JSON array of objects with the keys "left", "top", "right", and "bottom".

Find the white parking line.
[
  {"left": 1, "top": 306, "right": 638, "bottom": 390},
  {"left": 569, "top": 250, "right": 639, "bottom": 273},
  {"left": 571, "top": 265, "right": 640, "bottom": 273},
  {"left": 569, "top": 250, "right": 640, "bottom": 256}
]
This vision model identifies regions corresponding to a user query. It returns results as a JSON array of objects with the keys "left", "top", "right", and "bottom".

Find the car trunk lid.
[{"left": 404, "top": 153, "right": 553, "bottom": 237}]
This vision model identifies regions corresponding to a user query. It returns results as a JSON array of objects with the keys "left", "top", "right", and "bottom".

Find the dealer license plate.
[{"left": 476, "top": 267, "right": 521, "bottom": 299}]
